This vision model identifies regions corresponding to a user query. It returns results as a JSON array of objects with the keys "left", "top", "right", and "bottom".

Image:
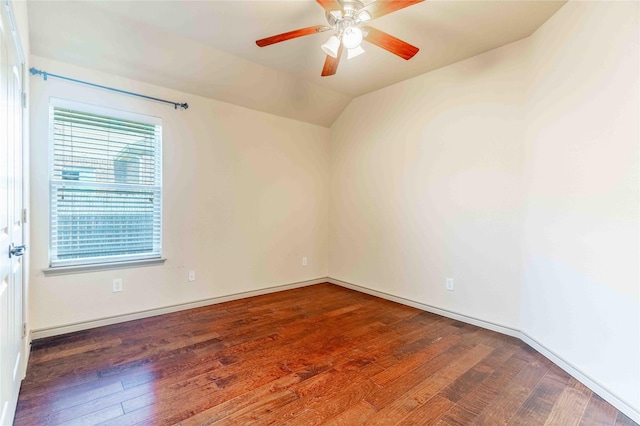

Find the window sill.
[{"left": 43, "top": 258, "right": 166, "bottom": 276}]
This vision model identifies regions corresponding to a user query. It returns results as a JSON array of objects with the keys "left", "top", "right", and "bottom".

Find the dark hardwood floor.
[{"left": 14, "top": 283, "right": 636, "bottom": 425}]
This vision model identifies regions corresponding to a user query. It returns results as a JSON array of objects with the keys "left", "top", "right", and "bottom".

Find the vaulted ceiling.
[{"left": 28, "top": 1, "right": 566, "bottom": 127}]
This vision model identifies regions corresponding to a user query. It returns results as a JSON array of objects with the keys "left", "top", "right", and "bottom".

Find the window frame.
[{"left": 48, "top": 98, "right": 163, "bottom": 269}]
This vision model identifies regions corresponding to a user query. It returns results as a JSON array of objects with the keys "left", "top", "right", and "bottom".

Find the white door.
[{"left": 0, "top": 2, "right": 24, "bottom": 424}]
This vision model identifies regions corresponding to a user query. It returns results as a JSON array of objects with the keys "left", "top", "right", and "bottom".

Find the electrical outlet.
[
  {"left": 188, "top": 270, "right": 196, "bottom": 282},
  {"left": 112, "top": 278, "right": 123, "bottom": 293},
  {"left": 302, "top": 257, "right": 308, "bottom": 267},
  {"left": 446, "top": 278, "right": 454, "bottom": 292}
]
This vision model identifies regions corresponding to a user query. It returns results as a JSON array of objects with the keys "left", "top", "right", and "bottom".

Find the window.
[{"left": 49, "top": 99, "right": 162, "bottom": 267}]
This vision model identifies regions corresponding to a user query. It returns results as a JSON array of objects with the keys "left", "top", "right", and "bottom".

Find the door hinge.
[
  {"left": 21, "top": 92, "right": 27, "bottom": 109},
  {"left": 22, "top": 208, "right": 27, "bottom": 224},
  {"left": 22, "top": 323, "right": 27, "bottom": 338}
]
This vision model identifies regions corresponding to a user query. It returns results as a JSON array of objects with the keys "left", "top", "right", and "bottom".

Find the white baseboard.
[
  {"left": 30, "top": 277, "right": 328, "bottom": 340},
  {"left": 328, "top": 277, "right": 640, "bottom": 424}
]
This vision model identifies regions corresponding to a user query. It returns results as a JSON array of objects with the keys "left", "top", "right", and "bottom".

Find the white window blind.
[{"left": 49, "top": 101, "right": 162, "bottom": 267}]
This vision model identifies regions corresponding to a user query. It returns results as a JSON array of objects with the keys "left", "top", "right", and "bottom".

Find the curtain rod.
[{"left": 29, "top": 67, "right": 189, "bottom": 110}]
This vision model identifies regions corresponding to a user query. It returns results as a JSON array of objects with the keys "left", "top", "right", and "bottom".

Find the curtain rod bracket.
[{"left": 29, "top": 67, "right": 189, "bottom": 110}]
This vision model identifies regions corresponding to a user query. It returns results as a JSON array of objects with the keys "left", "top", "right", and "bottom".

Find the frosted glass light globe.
[
  {"left": 321, "top": 35, "right": 341, "bottom": 58},
  {"left": 342, "top": 26, "right": 363, "bottom": 49}
]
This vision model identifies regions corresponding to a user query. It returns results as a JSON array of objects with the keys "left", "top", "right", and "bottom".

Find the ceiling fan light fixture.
[
  {"left": 342, "top": 26, "right": 363, "bottom": 49},
  {"left": 255, "top": 0, "right": 424, "bottom": 77},
  {"left": 347, "top": 45, "right": 365, "bottom": 59},
  {"left": 357, "top": 10, "right": 372, "bottom": 22},
  {"left": 321, "top": 35, "right": 341, "bottom": 58}
]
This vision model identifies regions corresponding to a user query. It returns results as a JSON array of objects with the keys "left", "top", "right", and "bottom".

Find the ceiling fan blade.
[
  {"left": 256, "top": 25, "right": 330, "bottom": 47},
  {"left": 321, "top": 45, "right": 344, "bottom": 76},
  {"left": 362, "top": 0, "right": 424, "bottom": 19},
  {"left": 316, "top": 0, "right": 343, "bottom": 13},
  {"left": 363, "top": 26, "right": 419, "bottom": 60}
]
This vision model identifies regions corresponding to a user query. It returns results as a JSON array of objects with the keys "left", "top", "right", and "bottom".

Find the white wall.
[
  {"left": 521, "top": 0, "right": 639, "bottom": 411},
  {"left": 29, "top": 56, "right": 330, "bottom": 331},
  {"left": 329, "top": 0, "right": 638, "bottom": 417},
  {"left": 329, "top": 29, "right": 527, "bottom": 330}
]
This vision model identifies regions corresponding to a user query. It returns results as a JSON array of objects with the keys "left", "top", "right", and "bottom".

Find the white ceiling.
[{"left": 27, "top": 1, "right": 566, "bottom": 126}]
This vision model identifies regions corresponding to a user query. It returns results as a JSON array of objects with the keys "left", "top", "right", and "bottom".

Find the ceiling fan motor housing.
[{"left": 325, "top": 0, "right": 367, "bottom": 31}]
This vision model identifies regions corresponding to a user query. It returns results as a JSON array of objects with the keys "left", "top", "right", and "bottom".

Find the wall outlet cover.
[{"left": 446, "top": 278, "right": 454, "bottom": 291}]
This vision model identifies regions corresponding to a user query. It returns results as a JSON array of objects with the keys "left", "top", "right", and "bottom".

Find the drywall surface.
[
  {"left": 329, "top": 38, "right": 527, "bottom": 329},
  {"left": 521, "top": 1, "right": 639, "bottom": 409},
  {"left": 330, "top": 0, "right": 638, "bottom": 414},
  {"left": 27, "top": 1, "right": 352, "bottom": 127},
  {"left": 29, "top": 56, "right": 330, "bottom": 330}
]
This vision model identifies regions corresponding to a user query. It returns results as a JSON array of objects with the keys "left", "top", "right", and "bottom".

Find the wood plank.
[
  {"left": 438, "top": 351, "right": 530, "bottom": 424},
  {"left": 397, "top": 395, "right": 455, "bottom": 425},
  {"left": 279, "top": 374, "right": 379, "bottom": 424},
  {"left": 180, "top": 375, "right": 301, "bottom": 425},
  {"left": 365, "top": 340, "right": 487, "bottom": 410},
  {"left": 365, "top": 344, "right": 494, "bottom": 425},
  {"left": 472, "top": 357, "right": 550, "bottom": 424},
  {"left": 437, "top": 404, "right": 478, "bottom": 426},
  {"left": 579, "top": 394, "right": 619, "bottom": 426},
  {"left": 322, "top": 400, "right": 377, "bottom": 426},
  {"left": 509, "top": 369, "right": 569, "bottom": 424},
  {"left": 371, "top": 333, "right": 462, "bottom": 386},
  {"left": 62, "top": 404, "right": 124, "bottom": 426},
  {"left": 544, "top": 377, "right": 591, "bottom": 426},
  {"left": 245, "top": 359, "right": 383, "bottom": 425}
]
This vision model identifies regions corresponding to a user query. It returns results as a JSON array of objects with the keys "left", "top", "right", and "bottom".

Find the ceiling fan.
[{"left": 256, "top": 0, "right": 424, "bottom": 77}]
